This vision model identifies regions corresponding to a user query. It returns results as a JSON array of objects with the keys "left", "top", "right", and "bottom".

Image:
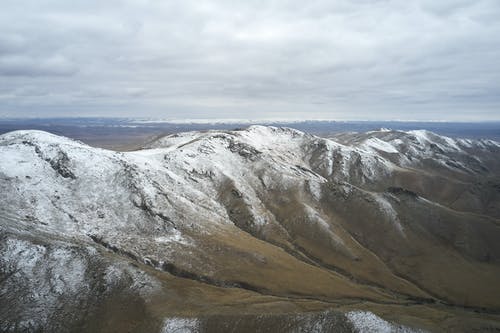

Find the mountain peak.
[{"left": 1, "top": 129, "right": 88, "bottom": 149}]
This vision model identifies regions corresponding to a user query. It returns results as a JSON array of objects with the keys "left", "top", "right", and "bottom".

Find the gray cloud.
[
  {"left": 0, "top": 54, "right": 76, "bottom": 77},
  {"left": 0, "top": 0, "right": 499, "bottom": 120}
]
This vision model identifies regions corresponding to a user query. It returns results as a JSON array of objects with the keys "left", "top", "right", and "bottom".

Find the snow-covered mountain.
[{"left": 1, "top": 126, "right": 500, "bottom": 332}]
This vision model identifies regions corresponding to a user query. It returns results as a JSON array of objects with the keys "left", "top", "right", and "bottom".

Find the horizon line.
[{"left": 1, "top": 116, "right": 500, "bottom": 124}]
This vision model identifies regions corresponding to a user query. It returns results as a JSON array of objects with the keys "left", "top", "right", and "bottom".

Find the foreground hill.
[{"left": 1, "top": 126, "right": 500, "bottom": 332}]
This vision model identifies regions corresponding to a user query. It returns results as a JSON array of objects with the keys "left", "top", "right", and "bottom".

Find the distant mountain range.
[
  {"left": 1, "top": 118, "right": 500, "bottom": 141},
  {"left": 1, "top": 126, "right": 500, "bottom": 332}
]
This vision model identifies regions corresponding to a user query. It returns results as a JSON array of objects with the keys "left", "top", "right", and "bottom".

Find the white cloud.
[{"left": 0, "top": 0, "right": 499, "bottom": 120}]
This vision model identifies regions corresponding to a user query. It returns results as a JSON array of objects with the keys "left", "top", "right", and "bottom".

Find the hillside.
[{"left": 1, "top": 126, "right": 500, "bottom": 332}]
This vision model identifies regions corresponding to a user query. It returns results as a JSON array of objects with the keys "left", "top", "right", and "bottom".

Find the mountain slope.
[{"left": 1, "top": 126, "right": 500, "bottom": 332}]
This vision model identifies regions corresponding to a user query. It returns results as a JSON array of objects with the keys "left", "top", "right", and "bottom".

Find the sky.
[{"left": 0, "top": 0, "right": 499, "bottom": 121}]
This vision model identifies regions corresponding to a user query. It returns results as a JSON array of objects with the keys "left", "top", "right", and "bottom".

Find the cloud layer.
[{"left": 1, "top": 0, "right": 499, "bottom": 120}]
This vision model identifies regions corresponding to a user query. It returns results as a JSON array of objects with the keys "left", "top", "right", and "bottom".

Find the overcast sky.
[{"left": 0, "top": 0, "right": 499, "bottom": 120}]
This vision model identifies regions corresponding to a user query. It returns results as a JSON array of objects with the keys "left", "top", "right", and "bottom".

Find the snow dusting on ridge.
[{"left": 1, "top": 125, "right": 498, "bottom": 331}]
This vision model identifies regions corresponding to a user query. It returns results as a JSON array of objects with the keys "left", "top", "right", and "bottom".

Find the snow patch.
[
  {"left": 407, "top": 130, "right": 431, "bottom": 144},
  {"left": 0, "top": 238, "right": 90, "bottom": 331},
  {"left": 347, "top": 311, "right": 424, "bottom": 332},
  {"left": 362, "top": 138, "right": 399, "bottom": 154},
  {"left": 155, "top": 229, "right": 191, "bottom": 246},
  {"left": 47, "top": 248, "right": 86, "bottom": 293},
  {"left": 308, "top": 180, "right": 323, "bottom": 200},
  {"left": 2, "top": 238, "right": 46, "bottom": 273},
  {"left": 302, "top": 204, "right": 350, "bottom": 253},
  {"left": 104, "top": 265, "right": 124, "bottom": 286},
  {"left": 162, "top": 317, "right": 199, "bottom": 333},
  {"left": 373, "top": 194, "right": 405, "bottom": 235}
]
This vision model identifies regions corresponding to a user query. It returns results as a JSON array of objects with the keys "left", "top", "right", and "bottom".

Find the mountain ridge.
[{"left": 1, "top": 126, "right": 500, "bottom": 332}]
